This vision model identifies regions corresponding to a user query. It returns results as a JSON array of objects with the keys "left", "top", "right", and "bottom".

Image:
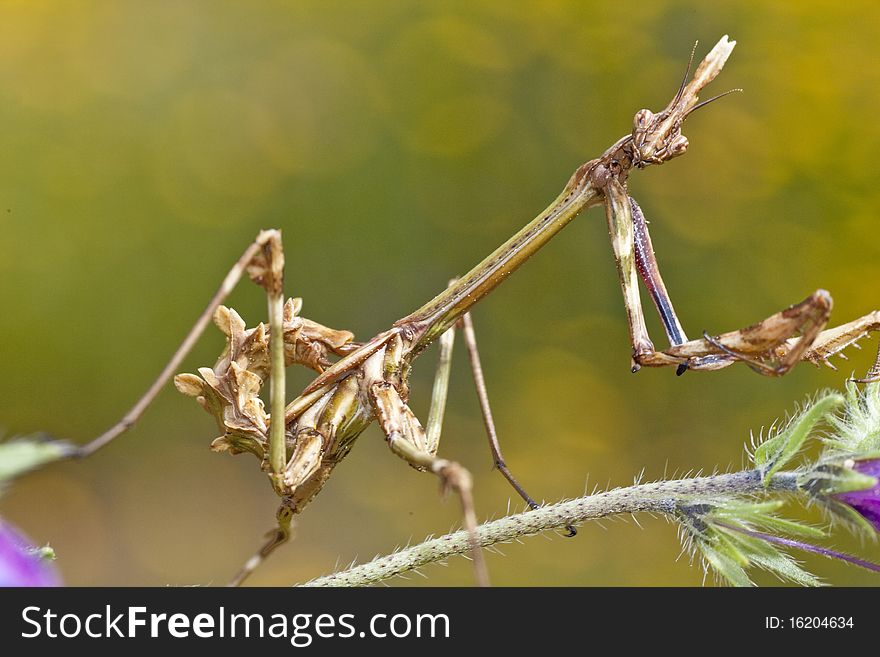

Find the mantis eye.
[
  {"left": 633, "top": 109, "right": 654, "bottom": 130},
  {"left": 669, "top": 135, "right": 689, "bottom": 157}
]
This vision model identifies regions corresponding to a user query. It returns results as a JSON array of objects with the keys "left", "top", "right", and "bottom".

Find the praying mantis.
[{"left": 68, "top": 35, "right": 880, "bottom": 586}]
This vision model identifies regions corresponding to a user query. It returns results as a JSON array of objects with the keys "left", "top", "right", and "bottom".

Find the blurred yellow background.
[{"left": 1, "top": 0, "right": 879, "bottom": 586}]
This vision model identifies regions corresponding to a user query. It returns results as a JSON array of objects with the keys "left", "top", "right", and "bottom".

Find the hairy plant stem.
[{"left": 298, "top": 469, "right": 799, "bottom": 587}]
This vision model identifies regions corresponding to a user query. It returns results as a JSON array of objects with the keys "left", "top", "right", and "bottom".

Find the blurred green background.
[{"left": 1, "top": 0, "right": 879, "bottom": 586}]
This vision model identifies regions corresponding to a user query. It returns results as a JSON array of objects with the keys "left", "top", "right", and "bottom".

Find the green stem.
[{"left": 298, "top": 469, "right": 798, "bottom": 587}]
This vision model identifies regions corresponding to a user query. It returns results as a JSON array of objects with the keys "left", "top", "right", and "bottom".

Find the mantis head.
[
  {"left": 631, "top": 106, "right": 690, "bottom": 167},
  {"left": 631, "top": 35, "right": 738, "bottom": 168}
]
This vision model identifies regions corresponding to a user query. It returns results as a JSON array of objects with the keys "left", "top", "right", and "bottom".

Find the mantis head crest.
[{"left": 631, "top": 35, "right": 737, "bottom": 168}]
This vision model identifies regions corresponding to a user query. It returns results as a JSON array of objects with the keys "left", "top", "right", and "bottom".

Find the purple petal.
[
  {"left": 0, "top": 521, "right": 60, "bottom": 587},
  {"left": 834, "top": 459, "right": 880, "bottom": 532},
  {"left": 836, "top": 493, "right": 880, "bottom": 532},
  {"left": 852, "top": 458, "right": 880, "bottom": 479}
]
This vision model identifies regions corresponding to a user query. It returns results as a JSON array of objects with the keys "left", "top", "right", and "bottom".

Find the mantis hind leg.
[
  {"left": 370, "top": 379, "right": 490, "bottom": 587},
  {"left": 79, "top": 230, "right": 287, "bottom": 457},
  {"left": 225, "top": 230, "right": 291, "bottom": 587},
  {"left": 228, "top": 501, "right": 295, "bottom": 587}
]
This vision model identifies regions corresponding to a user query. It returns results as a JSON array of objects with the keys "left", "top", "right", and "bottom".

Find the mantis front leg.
[
  {"left": 604, "top": 176, "right": 654, "bottom": 373},
  {"left": 601, "top": 179, "right": 880, "bottom": 377},
  {"left": 798, "top": 311, "right": 880, "bottom": 382},
  {"left": 605, "top": 177, "right": 698, "bottom": 375},
  {"left": 630, "top": 198, "right": 689, "bottom": 350}
]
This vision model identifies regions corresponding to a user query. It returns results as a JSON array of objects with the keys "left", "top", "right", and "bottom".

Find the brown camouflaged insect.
[{"left": 74, "top": 36, "right": 880, "bottom": 586}]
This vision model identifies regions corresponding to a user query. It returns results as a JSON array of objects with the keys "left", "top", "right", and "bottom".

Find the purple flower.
[
  {"left": 834, "top": 459, "right": 880, "bottom": 532},
  {"left": 0, "top": 520, "right": 60, "bottom": 587}
]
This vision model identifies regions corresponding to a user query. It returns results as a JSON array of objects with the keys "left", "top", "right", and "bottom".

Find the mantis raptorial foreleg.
[
  {"left": 663, "top": 301, "right": 880, "bottom": 381},
  {"left": 604, "top": 177, "right": 655, "bottom": 372},
  {"left": 635, "top": 291, "right": 835, "bottom": 373},
  {"left": 601, "top": 179, "right": 880, "bottom": 378},
  {"left": 629, "top": 198, "right": 689, "bottom": 349},
  {"left": 605, "top": 178, "right": 696, "bottom": 374},
  {"left": 800, "top": 311, "right": 880, "bottom": 382}
]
